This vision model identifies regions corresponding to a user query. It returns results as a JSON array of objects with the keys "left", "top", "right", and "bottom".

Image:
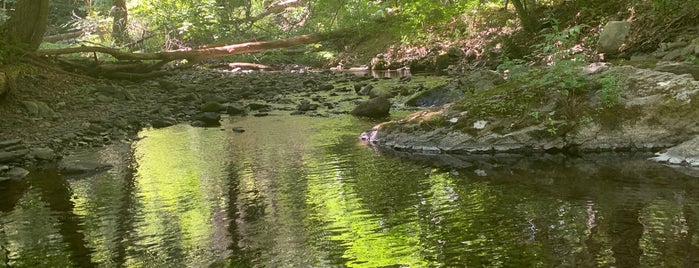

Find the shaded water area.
[{"left": 2, "top": 114, "right": 699, "bottom": 267}]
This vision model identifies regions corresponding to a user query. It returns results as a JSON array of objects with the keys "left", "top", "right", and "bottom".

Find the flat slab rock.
[
  {"left": 59, "top": 160, "right": 113, "bottom": 178},
  {"left": 651, "top": 136, "right": 699, "bottom": 166}
]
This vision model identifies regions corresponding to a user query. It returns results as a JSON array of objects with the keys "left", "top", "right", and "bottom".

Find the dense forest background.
[{"left": 1, "top": 0, "right": 698, "bottom": 72}]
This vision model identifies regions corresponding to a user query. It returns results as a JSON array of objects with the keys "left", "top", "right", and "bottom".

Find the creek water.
[{"left": 2, "top": 114, "right": 699, "bottom": 267}]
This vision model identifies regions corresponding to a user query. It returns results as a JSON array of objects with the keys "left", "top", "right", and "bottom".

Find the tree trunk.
[
  {"left": 510, "top": 0, "right": 539, "bottom": 33},
  {"left": 3, "top": 0, "right": 49, "bottom": 51},
  {"left": 111, "top": 0, "right": 129, "bottom": 44}
]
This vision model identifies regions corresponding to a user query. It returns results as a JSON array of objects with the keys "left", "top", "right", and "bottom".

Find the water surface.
[{"left": 2, "top": 114, "right": 699, "bottom": 267}]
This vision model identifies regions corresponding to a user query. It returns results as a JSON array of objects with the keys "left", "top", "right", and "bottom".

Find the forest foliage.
[{"left": 1, "top": 0, "right": 698, "bottom": 67}]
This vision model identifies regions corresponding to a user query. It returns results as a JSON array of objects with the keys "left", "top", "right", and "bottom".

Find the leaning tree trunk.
[
  {"left": 111, "top": 0, "right": 129, "bottom": 44},
  {"left": 3, "top": 0, "right": 49, "bottom": 51}
]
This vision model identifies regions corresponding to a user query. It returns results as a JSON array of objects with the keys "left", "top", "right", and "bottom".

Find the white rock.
[{"left": 473, "top": 120, "right": 487, "bottom": 129}]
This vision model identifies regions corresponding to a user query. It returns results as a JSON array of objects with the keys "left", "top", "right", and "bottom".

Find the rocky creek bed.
[
  {"left": 0, "top": 67, "right": 446, "bottom": 181},
  {"left": 3, "top": 59, "right": 699, "bottom": 181}
]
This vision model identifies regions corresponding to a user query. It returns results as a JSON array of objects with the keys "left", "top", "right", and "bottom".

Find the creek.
[{"left": 2, "top": 113, "right": 699, "bottom": 267}]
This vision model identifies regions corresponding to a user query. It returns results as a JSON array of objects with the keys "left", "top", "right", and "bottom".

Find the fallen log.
[{"left": 36, "top": 29, "right": 350, "bottom": 64}]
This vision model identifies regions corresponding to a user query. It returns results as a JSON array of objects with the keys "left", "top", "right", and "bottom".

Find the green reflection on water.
[
  {"left": 2, "top": 114, "right": 699, "bottom": 267},
  {"left": 126, "top": 125, "right": 231, "bottom": 267}
]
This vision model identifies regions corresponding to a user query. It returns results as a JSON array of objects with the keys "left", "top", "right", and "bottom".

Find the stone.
[
  {"left": 350, "top": 96, "right": 390, "bottom": 118},
  {"left": 20, "top": 100, "right": 39, "bottom": 116},
  {"left": 598, "top": 21, "right": 630, "bottom": 54},
  {"left": 662, "top": 48, "right": 685, "bottom": 61},
  {"left": 318, "top": 83, "right": 334, "bottom": 91},
  {"left": 297, "top": 99, "right": 319, "bottom": 111},
  {"left": 200, "top": 101, "right": 225, "bottom": 112},
  {"left": 31, "top": 147, "right": 56, "bottom": 161},
  {"left": 59, "top": 161, "right": 113, "bottom": 178},
  {"left": 0, "top": 139, "right": 22, "bottom": 149},
  {"left": 0, "top": 149, "right": 28, "bottom": 163},
  {"left": 358, "top": 84, "right": 373, "bottom": 96},
  {"left": 226, "top": 103, "right": 246, "bottom": 115},
  {"left": 473, "top": 120, "right": 488, "bottom": 129},
  {"left": 201, "top": 94, "right": 226, "bottom": 103},
  {"left": 96, "top": 94, "right": 113, "bottom": 103},
  {"left": 4, "top": 167, "right": 29, "bottom": 180},
  {"left": 405, "top": 85, "right": 464, "bottom": 107},
  {"left": 151, "top": 117, "right": 177, "bottom": 128},
  {"left": 654, "top": 62, "right": 699, "bottom": 80},
  {"left": 191, "top": 112, "right": 221, "bottom": 127},
  {"left": 247, "top": 103, "right": 271, "bottom": 110},
  {"left": 119, "top": 88, "right": 136, "bottom": 101},
  {"left": 630, "top": 54, "right": 654, "bottom": 61},
  {"left": 660, "top": 41, "right": 688, "bottom": 51},
  {"left": 232, "top": 127, "right": 245, "bottom": 133},
  {"left": 369, "top": 87, "right": 393, "bottom": 99}
]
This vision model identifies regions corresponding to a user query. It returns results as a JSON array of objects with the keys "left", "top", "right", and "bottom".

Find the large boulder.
[
  {"left": 365, "top": 65, "right": 699, "bottom": 154},
  {"left": 350, "top": 97, "right": 391, "bottom": 118},
  {"left": 598, "top": 21, "right": 630, "bottom": 54}
]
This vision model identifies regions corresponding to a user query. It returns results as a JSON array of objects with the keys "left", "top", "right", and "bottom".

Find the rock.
[
  {"left": 253, "top": 112, "right": 269, "bottom": 117},
  {"left": 200, "top": 101, "right": 225, "bottom": 112},
  {"left": 650, "top": 136, "right": 699, "bottom": 165},
  {"left": 318, "top": 83, "right": 334, "bottom": 91},
  {"left": 297, "top": 99, "right": 318, "bottom": 111},
  {"left": 661, "top": 48, "right": 685, "bottom": 61},
  {"left": 350, "top": 97, "right": 391, "bottom": 118},
  {"left": 247, "top": 103, "right": 271, "bottom": 110},
  {"left": 598, "top": 21, "right": 630, "bottom": 54},
  {"left": 226, "top": 103, "right": 246, "bottom": 115},
  {"left": 59, "top": 161, "right": 113, "bottom": 178},
  {"left": 630, "top": 54, "right": 655, "bottom": 61},
  {"left": 31, "top": 147, "right": 55, "bottom": 161},
  {"left": 151, "top": 117, "right": 177, "bottom": 128},
  {"left": 365, "top": 65, "right": 699, "bottom": 154},
  {"left": 178, "top": 93, "right": 200, "bottom": 102},
  {"left": 158, "top": 80, "right": 180, "bottom": 90},
  {"left": 96, "top": 94, "right": 113, "bottom": 103},
  {"left": 460, "top": 70, "right": 504, "bottom": 91},
  {"left": 369, "top": 87, "right": 393, "bottom": 99},
  {"left": 4, "top": 167, "right": 29, "bottom": 180},
  {"left": 357, "top": 84, "right": 373, "bottom": 96},
  {"left": 405, "top": 85, "right": 464, "bottom": 107},
  {"left": 232, "top": 127, "right": 245, "bottom": 133},
  {"left": 654, "top": 62, "right": 699, "bottom": 80},
  {"left": 191, "top": 112, "right": 221, "bottom": 127},
  {"left": 119, "top": 88, "right": 136, "bottom": 101},
  {"left": 0, "top": 139, "right": 22, "bottom": 150},
  {"left": 434, "top": 46, "right": 464, "bottom": 71},
  {"left": 0, "top": 150, "right": 28, "bottom": 163},
  {"left": 201, "top": 94, "right": 226, "bottom": 103},
  {"left": 20, "top": 100, "right": 39, "bottom": 116},
  {"left": 659, "top": 41, "right": 688, "bottom": 51}
]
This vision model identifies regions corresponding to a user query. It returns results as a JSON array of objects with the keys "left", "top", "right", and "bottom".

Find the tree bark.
[
  {"left": 111, "top": 0, "right": 129, "bottom": 44},
  {"left": 510, "top": 0, "right": 539, "bottom": 33},
  {"left": 3, "top": 0, "right": 49, "bottom": 51}
]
